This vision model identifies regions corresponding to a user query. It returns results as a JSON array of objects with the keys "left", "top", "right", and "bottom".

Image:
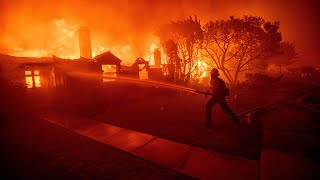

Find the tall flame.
[
  {"left": 8, "top": 18, "right": 163, "bottom": 64},
  {"left": 6, "top": 17, "right": 210, "bottom": 82}
]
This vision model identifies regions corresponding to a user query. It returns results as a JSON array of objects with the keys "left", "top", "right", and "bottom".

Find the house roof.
[
  {"left": 53, "top": 56, "right": 91, "bottom": 73},
  {"left": 92, "top": 51, "right": 121, "bottom": 65},
  {"left": 134, "top": 57, "right": 149, "bottom": 65},
  {"left": 0, "top": 54, "right": 54, "bottom": 65}
]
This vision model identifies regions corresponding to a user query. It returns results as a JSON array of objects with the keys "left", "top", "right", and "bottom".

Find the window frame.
[{"left": 25, "top": 69, "right": 41, "bottom": 88}]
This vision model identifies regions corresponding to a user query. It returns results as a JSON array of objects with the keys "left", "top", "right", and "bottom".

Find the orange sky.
[{"left": 0, "top": 0, "right": 319, "bottom": 65}]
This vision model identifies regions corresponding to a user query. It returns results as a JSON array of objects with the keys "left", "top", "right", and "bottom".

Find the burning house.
[
  {"left": 132, "top": 57, "right": 150, "bottom": 80},
  {"left": 0, "top": 25, "right": 167, "bottom": 88},
  {"left": 91, "top": 51, "right": 122, "bottom": 82},
  {"left": 53, "top": 56, "right": 95, "bottom": 88},
  {"left": 0, "top": 51, "right": 124, "bottom": 90},
  {"left": 0, "top": 54, "right": 55, "bottom": 89},
  {"left": 126, "top": 57, "right": 164, "bottom": 80},
  {"left": 0, "top": 50, "right": 166, "bottom": 90}
]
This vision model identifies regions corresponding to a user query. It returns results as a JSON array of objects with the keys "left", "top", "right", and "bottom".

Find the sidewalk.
[
  {"left": 1, "top": 117, "right": 193, "bottom": 179},
  {"left": 44, "top": 111, "right": 258, "bottom": 180},
  {"left": 4, "top": 110, "right": 319, "bottom": 179},
  {"left": 44, "top": 111, "right": 320, "bottom": 180}
]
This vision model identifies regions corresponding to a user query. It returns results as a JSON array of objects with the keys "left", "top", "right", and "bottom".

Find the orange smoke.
[{"left": 1, "top": 0, "right": 318, "bottom": 66}]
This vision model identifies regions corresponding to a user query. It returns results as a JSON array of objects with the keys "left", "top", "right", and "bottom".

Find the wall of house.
[
  {"left": 0, "top": 63, "right": 55, "bottom": 89},
  {"left": 23, "top": 65, "right": 55, "bottom": 89},
  {"left": 54, "top": 70, "right": 67, "bottom": 88}
]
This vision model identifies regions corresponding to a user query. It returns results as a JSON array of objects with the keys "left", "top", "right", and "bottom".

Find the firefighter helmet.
[{"left": 210, "top": 68, "right": 220, "bottom": 77}]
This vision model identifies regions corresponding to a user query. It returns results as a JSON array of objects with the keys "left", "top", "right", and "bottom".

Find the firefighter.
[{"left": 205, "top": 68, "right": 239, "bottom": 128}]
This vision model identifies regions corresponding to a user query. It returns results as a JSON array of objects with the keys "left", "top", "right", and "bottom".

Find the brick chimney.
[
  {"left": 78, "top": 26, "right": 92, "bottom": 59},
  {"left": 154, "top": 48, "right": 161, "bottom": 68}
]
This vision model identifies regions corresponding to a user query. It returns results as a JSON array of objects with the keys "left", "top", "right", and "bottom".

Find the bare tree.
[
  {"left": 157, "top": 16, "right": 203, "bottom": 84},
  {"left": 203, "top": 15, "right": 282, "bottom": 85}
]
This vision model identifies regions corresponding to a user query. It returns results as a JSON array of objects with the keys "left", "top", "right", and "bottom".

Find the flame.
[
  {"left": 10, "top": 18, "right": 79, "bottom": 59},
  {"left": 8, "top": 18, "right": 163, "bottom": 63},
  {"left": 6, "top": 17, "right": 210, "bottom": 82},
  {"left": 143, "top": 43, "right": 157, "bottom": 65},
  {"left": 191, "top": 60, "right": 209, "bottom": 82}
]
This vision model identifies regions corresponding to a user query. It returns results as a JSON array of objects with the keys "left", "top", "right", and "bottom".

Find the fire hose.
[
  {"left": 299, "top": 103, "right": 320, "bottom": 113},
  {"left": 99, "top": 76, "right": 318, "bottom": 119}
]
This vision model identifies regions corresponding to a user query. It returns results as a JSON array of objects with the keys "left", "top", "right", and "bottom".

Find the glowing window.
[
  {"left": 102, "top": 65, "right": 117, "bottom": 73},
  {"left": 102, "top": 65, "right": 117, "bottom": 82},
  {"left": 34, "top": 76, "right": 41, "bottom": 87},
  {"left": 26, "top": 77, "right": 33, "bottom": 88},
  {"left": 25, "top": 70, "right": 41, "bottom": 88},
  {"left": 25, "top": 71, "right": 32, "bottom": 75}
]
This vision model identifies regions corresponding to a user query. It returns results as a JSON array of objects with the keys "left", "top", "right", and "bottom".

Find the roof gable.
[{"left": 93, "top": 51, "right": 121, "bottom": 64}]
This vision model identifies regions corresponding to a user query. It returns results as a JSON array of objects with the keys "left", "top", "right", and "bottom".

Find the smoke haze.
[{"left": 0, "top": 0, "right": 319, "bottom": 64}]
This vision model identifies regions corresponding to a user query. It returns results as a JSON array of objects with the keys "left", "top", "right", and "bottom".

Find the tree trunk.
[
  {"left": 233, "top": 71, "right": 239, "bottom": 87},
  {"left": 232, "top": 61, "right": 242, "bottom": 86},
  {"left": 219, "top": 70, "right": 233, "bottom": 86}
]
